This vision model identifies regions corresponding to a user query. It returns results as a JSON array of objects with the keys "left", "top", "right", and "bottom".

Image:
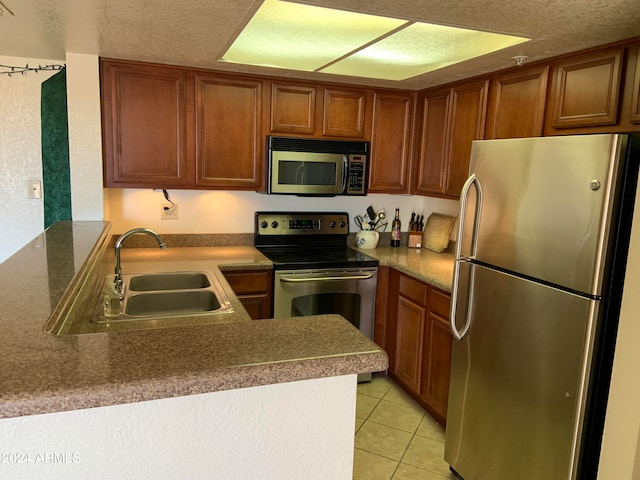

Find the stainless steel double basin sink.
[{"left": 93, "top": 271, "right": 234, "bottom": 323}]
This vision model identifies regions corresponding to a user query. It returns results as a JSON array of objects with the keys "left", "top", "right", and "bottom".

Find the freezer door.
[
  {"left": 460, "top": 134, "right": 627, "bottom": 295},
  {"left": 445, "top": 262, "right": 598, "bottom": 480}
]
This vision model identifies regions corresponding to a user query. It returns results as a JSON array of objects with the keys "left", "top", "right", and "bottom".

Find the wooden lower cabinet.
[
  {"left": 384, "top": 268, "right": 452, "bottom": 426},
  {"left": 221, "top": 269, "right": 273, "bottom": 320},
  {"left": 421, "top": 288, "right": 453, "bottom": 423}
]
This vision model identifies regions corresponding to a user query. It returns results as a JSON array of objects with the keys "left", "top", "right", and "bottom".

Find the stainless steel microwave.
[{"left": 266, "top": 136, "right": 369, "bottom": 196}]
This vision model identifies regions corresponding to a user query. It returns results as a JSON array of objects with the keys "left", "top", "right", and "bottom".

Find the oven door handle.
[{"left": 279, "top": 273, "right": 375, "bottom": 283}]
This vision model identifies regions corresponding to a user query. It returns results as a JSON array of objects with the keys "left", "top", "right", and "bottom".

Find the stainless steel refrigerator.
[{"left": 445, "top": 134, "right": 640, "bottom": 479}]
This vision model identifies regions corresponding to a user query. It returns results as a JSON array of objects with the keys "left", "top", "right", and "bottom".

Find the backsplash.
[{"left": 104, "top": 188, "right": 459, "bottom": 237}]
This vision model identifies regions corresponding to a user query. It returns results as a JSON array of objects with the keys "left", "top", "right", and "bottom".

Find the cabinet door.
[
  {"left": 270, "top": 83, "right": 316, "bottom": 134},
  {"left": 395, "top": 295, "right": 426, "bottom": 394},
  {"left": 369, "top": 91, "right": 414, "bottom": 193},
  {"left": 101, "top": 60, "right": 189, "bottom": 188},
  {"left": 422, "top": 312, "right": 452, "bottom": 421},
  {"left": 631, "top": 45, "right": 640, "bottom": 124},
  {"left": 421, "top": 287, "right": 453, "bottom": 424},
  {"left": 549, "top": 48, "right": 623, "bottom": 128},
  {"left": 412, "top": 88, "right": 451, "bottom": 195},
  {"left": 323, "top": 88, "right": 370, "bottom": 138},
  {"left": 195, "top": 75, "right": 264, "bottom": 189},
  {"left": 444, "top": 79, "right": 489, "bottom": 197},
  {"left": 486, "top": 65, "right": 549, "bottom": 139},
  {"left": 222, "top": 269, "right": 273, "bottom": 320}
]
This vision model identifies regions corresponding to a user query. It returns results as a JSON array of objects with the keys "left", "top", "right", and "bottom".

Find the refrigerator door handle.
[
  {"left": 455, "top": 173, "right": 483, "bottom": 260},
  {"left": 450, "top": 174, "right": 482, "bottom": 341},
  {"left": 450, "top": 259, "right": 476, "bottom": 340}
]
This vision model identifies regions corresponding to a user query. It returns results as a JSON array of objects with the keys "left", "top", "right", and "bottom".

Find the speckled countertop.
[
  {"left": 0, "top": 222, "right": 388, "bottom": 419},
  {"left": 354, "top": 245, "right": 455, "bottom": 292}
]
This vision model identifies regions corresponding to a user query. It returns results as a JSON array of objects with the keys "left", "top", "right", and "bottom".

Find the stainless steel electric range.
[{"left": 255, "top": 212, "right": 379, "bottom": 348}]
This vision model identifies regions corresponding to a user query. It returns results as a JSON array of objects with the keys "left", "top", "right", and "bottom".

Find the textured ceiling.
[{"left": 1, "top": 0, "right": 640, "bottom": 90}]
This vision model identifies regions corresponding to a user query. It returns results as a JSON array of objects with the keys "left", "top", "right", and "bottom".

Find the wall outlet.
[{"left": 161, "top": 203, "right": 178, "bottom": 220}]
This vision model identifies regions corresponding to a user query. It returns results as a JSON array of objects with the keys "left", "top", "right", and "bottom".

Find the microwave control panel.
[{"left": 346, "top": 155, "right": 367, "bottom": 195}]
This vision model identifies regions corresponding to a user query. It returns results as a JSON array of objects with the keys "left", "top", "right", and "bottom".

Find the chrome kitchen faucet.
[{"left": 113, "top": 228, "right": 166, "bottom": 298}]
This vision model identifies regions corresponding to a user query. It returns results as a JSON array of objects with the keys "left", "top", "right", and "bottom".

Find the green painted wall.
[{"left": 41, "top": 69, "right": 71, "bottom": 228}]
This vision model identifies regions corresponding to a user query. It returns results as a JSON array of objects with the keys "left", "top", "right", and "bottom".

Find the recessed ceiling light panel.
[
  {"left": 221, "top": 0, "right": 530, "bottom": 81},
  {"left": 322, "top": 22, "right": 529, "bottom": 81},
  {"left": 222, "top": 0, "right": 406, "bottom": 71}
]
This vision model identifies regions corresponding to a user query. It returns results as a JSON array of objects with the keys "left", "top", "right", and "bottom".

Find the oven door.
[{"left": 273, "top": 268, "right": 377, "bottom": 340}]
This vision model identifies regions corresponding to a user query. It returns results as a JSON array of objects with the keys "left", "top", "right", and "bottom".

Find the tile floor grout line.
[{"left": 356, "top": 375, "right": 452, "bottom": 479}]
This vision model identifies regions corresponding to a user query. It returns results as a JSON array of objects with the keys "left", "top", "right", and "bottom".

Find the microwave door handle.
[{"left": 342, "top": 155, "right": 348, "bottom": 192}]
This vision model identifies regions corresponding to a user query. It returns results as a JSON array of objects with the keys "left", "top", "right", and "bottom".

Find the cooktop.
[{"left": 254, "top": 211, "right": 378, "bottom": 270}]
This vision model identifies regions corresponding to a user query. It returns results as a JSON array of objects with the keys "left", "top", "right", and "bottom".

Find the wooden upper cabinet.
[
  {"left": 369, "top": 91, "right": 414, "bottom": 193},
  {"left": 445, "top": 79, "right": 489, "bottom": 197},
  {"left": 485, "top": 65, "right": 549, "bottom": 139},
  {"left": 412, "top": 88, "right": 451, "bottom": 196},
  {"left": 269, "top": 82, "right": 372, "bottom": 139},
  {"left": 323, "top": 88, "right": 369, "bottom": 138},
  {"left": 270, "top": 83, "right": 316, "bottom": 134},
  {"left": 195, "top": 74, "right": 264, "bottom": 189},
  {"left": 101, "top": 60, "right": 189, "bottom": 188},
  {"left": 549, "top": 47, "right": 624, "bottom": 128},
  {"left": 411, "top": 79, "right": 487, "bottom": 198}
]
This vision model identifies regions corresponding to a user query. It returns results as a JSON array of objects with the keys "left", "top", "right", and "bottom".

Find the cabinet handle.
[{"left": 450, "top": 174, "right": 482, "bottom": 341}]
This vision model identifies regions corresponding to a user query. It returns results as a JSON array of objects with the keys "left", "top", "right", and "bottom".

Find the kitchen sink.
[
  {"left": 93, "top": 270, "right": 233, "bottom": 323},
  {"left": 124, "top": 290, "right": 224, "bottom": 316},
  {"left": 128, "top": 272, "right": 211, "bottom": 291}
]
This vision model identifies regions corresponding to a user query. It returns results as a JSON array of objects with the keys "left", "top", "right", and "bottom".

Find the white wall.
[
  {"left": 104, "top": 188, "right": 459, "bottom": 235},
  {"left": 0, "top": 54, "right": 105, "bottom": 263},
  {"left": 0, "top": 375, "right": 357, "bottom": 480},
  {"left": 0, "top": 56, "right": 58, "bottom": 262},
  {"left": 65, "top": 53, "right": 104, "bottom": 221},
  {"left": 597, "top": 175, "right": 640, "bottom": 479}
]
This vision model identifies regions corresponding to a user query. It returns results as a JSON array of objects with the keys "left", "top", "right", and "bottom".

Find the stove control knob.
[
  {"left": 260, "top": 221, "right": 268, "bottom": 229},
  {"left": 339, "top": 221, "right": 346, "bottom": 228},
  {"left": 329, "top": 221, "right": 336, "bottom": 228},
  {"left": 271, "top": 221, "right": 279, "bottom": 229}
]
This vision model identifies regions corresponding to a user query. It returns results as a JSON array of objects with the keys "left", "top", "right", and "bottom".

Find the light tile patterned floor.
[{"left": 353, "top": 374, "right": 458, "bottom": 480}]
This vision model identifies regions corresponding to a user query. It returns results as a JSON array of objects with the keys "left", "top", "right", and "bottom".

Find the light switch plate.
[{"left": 29, "top": 180, "right": 42, "bottom": 199}]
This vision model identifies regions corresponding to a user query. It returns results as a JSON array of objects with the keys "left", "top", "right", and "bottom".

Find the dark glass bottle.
[{"left": 391, "top": 208, "right": 401, "bottom": 247}]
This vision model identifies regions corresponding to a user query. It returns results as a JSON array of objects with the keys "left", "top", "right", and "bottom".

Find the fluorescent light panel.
[{"left": 222, "top": 0, "right": 529, "bottom": 81}]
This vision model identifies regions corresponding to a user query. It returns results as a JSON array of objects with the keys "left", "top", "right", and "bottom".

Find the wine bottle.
[{"left": 391, "top": 208, "right": 401, "bottom": 247}]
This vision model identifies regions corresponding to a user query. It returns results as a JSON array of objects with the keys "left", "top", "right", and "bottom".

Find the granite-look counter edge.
[
  {"left": 0, "top": 222, "right": 387, "bottom": 419},
  {"left": 354, "top": 244, "right": 455, "bottom": 292}
]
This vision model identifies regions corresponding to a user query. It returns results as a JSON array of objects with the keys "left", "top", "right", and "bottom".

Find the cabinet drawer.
[
  {"left": 429, "top": 288, "right": 451, "bottom": 318},
  {"left": 222, "top": 270, "right": 271, "bottom": 295},
  {"left": 398, "top": 274, "right": 428, "bottom": 305}
]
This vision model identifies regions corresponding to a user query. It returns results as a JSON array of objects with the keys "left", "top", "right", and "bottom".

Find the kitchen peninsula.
[{"left": 0, "top": 221, "right": 389, "bottom": 479}]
